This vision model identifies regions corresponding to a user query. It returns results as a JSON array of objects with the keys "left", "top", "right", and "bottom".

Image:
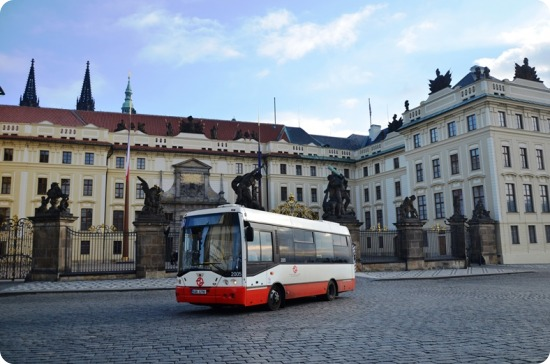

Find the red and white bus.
[{"left": 175, "top": 204, "right": 355, "bottom": 310}]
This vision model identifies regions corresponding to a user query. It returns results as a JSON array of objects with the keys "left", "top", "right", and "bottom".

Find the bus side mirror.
[{"left": 245, "top": 226, "right": 254, "bottom": 241}]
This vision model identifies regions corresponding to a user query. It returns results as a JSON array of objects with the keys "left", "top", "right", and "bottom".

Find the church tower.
[
  {"left": 20, "top": 59, "right": 39, "bottom": 107},
  {"left": 76, "top": 61, "right": 95, "bottom": 111},
  {"left": 121, "top": 75, "right": 136, "bottom": 114}
]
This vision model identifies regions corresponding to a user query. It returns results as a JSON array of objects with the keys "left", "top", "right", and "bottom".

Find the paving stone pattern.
[{"left": 0, "top": 266, "right": 549, "bottom": 363}]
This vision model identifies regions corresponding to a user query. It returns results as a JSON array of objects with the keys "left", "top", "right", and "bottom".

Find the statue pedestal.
[
  {"left": 28, "top": 214, "right": 78, "bottom": 281},
  {"left": 134, "top": 216, "right": 168, "bottom": 279},
  {"left": 395, "top": 219, "right": 426, "bottom": 270}
]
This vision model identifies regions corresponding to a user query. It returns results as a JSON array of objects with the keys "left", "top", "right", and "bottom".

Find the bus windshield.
[{"left": 178, "top": 212, "right": 242, "bottom": 277}]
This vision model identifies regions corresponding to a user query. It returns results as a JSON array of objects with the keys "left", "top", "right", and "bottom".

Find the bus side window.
[
  {"left": 277, "top": 228, "right": 294, "bottom": 263},
  {"left": 247, "top": 230, "right": 273, "bottom": 262}
]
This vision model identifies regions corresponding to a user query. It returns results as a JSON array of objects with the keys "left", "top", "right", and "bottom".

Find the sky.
[{"left": 1, "top": 0, "right": 550, "bottom": 137}]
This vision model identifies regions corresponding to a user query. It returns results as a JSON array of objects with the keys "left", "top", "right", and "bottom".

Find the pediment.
[{"left": 173, "top": 158, "right": 211, "bottom": 171}]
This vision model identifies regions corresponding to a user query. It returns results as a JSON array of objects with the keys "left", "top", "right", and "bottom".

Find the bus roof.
[{"left": 183, "top": 204, "right": 350, "bottom": 236}]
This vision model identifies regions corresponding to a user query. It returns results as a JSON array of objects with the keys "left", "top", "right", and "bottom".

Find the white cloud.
[
  {"left": 396, "top": 21, "right": 436, "bottom": 53},
  {"left": 341, "top": 98, "right": 359, "bottom": 108},
  {"left": 117, "top": 8, "right": 242, "bottom": 66},
  {"left": 256, "top": 69, "right": 271, "bottom": 79},
  {"left": 255, "top": 5, "right": 379, "bottom": 63},
  {"left": 277, "top": 111, "right": 348, "bottom": 137}
]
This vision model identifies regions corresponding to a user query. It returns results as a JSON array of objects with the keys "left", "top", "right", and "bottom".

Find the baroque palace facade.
[{"left": 1, "top": 58, "right": 549, "bottom": 264}]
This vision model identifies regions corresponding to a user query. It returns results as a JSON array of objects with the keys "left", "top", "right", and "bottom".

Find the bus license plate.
[{"left": 192, "top": 289, "right": 207, "bottom": 295}]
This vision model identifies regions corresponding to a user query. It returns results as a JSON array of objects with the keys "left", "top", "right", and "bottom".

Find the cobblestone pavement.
[{"left": 0, "top": 266, "right": 549, "bottom": 363}]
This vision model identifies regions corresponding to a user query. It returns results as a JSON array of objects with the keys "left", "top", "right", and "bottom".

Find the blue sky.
[{"left": 1, "top": 0, "right": 550, "bottom": 137}]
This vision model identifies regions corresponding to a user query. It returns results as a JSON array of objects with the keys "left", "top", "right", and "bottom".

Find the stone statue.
[
  {"left": 514, "top": 57, "right": 541, "bottom": 82},
  {"left": 471, "top": 199, "right": 492, "bottom": 222},
  {"left": 404, "top": 100, "right": 409, "bottom": 111},
  {"left": 115, "top": 119, "right": 126, "bottom": 132},
  {"left": 322, "top": 168, "right": 351, "bottom": 219},
  {"left": 231, "top": 167, "right": 263, "bottom": 210},
  {"left": 429, "top": 68, "right": 452, "bottom": 94},
  {"left": 399, "top": 195, "right": 418, "bottom": 220},
  {"left": 137, "top": 176, "right": 163, "bottom": 215},
  {"left": 36, "top": 182, "right": 70, "bottom": 216},
  {"left": 166, "top": 121, "right": 174, "bottom": 136}
]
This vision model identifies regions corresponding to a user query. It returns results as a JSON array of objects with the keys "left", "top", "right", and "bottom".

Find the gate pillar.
[
  {"left": 395, "top": 219, "right": 426, "bottom": 270},
  {"left": 341, "top": 221, "right": 363, "bottom": 271},
  {"left": 134, "top": 216, "right": 168, "bottom": 279},
  {"left": 28, "top": 215, "right": 78, "bottom": 281}
]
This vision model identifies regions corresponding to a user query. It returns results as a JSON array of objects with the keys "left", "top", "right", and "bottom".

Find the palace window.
[
  {"left": 432, "top": 158, "right": 441, "bottom": 179},
  {"left": 503, "top": 146, "right": 511, "bottom": 167},
  {"left": 416, "top": 163, "right": 424, "bottom": 182},
  {"left": 37, "top": 177, "right": 48, "bottom": 195},
  {"left": 506, "top": 183, "right": 517, "bottom": 212},
  {"left": 470, "top": 148, "right": 480, "bottom": 170},
  {"left": 434, "top": 192, "right": 445, "bottom": 219},
  {"left": 516, "top": 114, "right": 524, "bottom": 129},
  {"left": 536, "top": 149, "right": 545, "bottom": 170},
  {"left": 430, "top": 128, "right": 438, "bottom": 143},
  {"left": 116, "top": 157, "right": 125, "bottom": 169},
  {"left": 498, "top": 111, "right": 506, "bottom": 127},
  {"left": 85, "top": 152, "right": 94, "bottom": 165},
  {"left": 467, "top": 114, "right": 477, "bottom": 131},
  {"left": 523, "top": 184, "right": 534, "bottom": 212},
  {"left": 520, "top": 148, "right": 529, "bottom": 169},
  {"left": 3, "top": 148, "right": 13, "bottom": 161},
  {"left": 1, "top": 177, "right": 11, "bottom": 194},
  {"left": 447, "top": 121, "right": 457, "bottom": 137},
  {"left": 62, "top": 151, "right": 72, "bottom": 164},
  {"left": 83, "top": 179, "right": 93, "bottom": 196},
  {"left": 115, "top": 182, "right": 124, "bottom": 199},
  {"left": 39, "top": 150, "right": 49, "bottom": 163},
  {"left": 450, "top": 154, "right": 460, "bottom": 175}
]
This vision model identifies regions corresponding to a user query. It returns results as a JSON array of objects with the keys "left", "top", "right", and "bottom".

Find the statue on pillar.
[
  {"left": 231, "top": 167, "right": 263, "bottom": 210},
  {"left": 36, "top": 182, "right": 71, "bottom": 216},
  {"left": 398, "top": 195, "right": 419, "bottom": 221},
  {"left": 322, "top": 166, "right": 355, "bottom": 221},
  {"left": 470, "top": 199, "right": 493, "bottom": 223},
  {"left": 137, "top": 176, "right": 164, "bottom": 216}
]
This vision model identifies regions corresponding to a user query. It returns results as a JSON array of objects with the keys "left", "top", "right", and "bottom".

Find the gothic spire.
[
  {"left": 76, "top": 61, "right": 95, "bottom": 111},
  {"left": 121, "top": 75, "right": 136, "bottom": 114},
  {"left": 20, "top": 59, "right": 39, "bottom": 107}
]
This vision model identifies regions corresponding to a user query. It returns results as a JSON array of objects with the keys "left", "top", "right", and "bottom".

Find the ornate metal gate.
[{"left": 0, "top": 216, "right": 33, "bottom": 281}]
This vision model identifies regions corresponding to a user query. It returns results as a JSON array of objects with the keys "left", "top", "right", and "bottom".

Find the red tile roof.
[{"left": 0, "top": 104, "right": 287, "bottom": 142}]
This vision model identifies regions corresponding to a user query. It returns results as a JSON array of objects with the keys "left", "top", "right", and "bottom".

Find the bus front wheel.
[
  {"left": 267, "top": 285, "right": 284, "bottom": 311},
  {"left": 324, "top": 280, "right": 337, "bottom": 301}
]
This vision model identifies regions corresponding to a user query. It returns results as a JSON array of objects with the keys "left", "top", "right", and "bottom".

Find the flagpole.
[
  {"left": 122, "top": 75, "right": 132, "bottom": 260},
  {"left": 257, "top": 110, "right": 262, "bottom": 208},
  {"left": 368, "top": 98, "right": 372, "bottom": 128}
]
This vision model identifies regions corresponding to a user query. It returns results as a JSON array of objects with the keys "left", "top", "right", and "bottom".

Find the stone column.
[
  {"left": 341, "top": 221, "right": 363, "bottom": 271},
  {"left": 447, "top": 215, "right": 468, "bottom": 260},
  {"left": 468, "top": 221, "right": 499, "bottom": 265},
  {"left": 395, "top": 219, "right": 426, "bottom": 270},
  {"left": 28, "top": 214, "right": 78, "bottom": 281},
  {"left": 134, "top": 216, "right": 168, "bottom": 279}
]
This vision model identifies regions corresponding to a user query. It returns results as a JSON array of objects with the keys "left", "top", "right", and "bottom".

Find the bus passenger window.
[{"left": 247, "top": 231, "right": 273, "bottom": 262}]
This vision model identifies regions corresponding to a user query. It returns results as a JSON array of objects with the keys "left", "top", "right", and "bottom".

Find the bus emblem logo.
[
  {"left": 196, "top": 276, "right": 204, "bottom": 287},
  {"left": 292, "top": 265, "right": 298, "bottom": 274}
]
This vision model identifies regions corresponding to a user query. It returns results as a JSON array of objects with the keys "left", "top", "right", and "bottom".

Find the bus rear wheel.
[
  {"left": 324, "top": 280, "right": 337, "bottom": 301},
  {"left": 267, "top": 285, "right": 284, "bottom": 311}
]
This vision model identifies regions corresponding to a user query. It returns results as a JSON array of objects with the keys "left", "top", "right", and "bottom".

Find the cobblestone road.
[{"left": 1, "top": 271, "right": 549, "bottom": 363}]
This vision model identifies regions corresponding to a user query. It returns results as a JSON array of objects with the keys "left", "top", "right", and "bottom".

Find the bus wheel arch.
[
  {"left": 267, "top": 283, "right": 285, "bottom": 311},
  {"left": 324, "top": 279, "right": 338, "bottom": 301}
]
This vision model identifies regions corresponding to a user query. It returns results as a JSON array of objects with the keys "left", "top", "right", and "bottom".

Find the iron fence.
[
  {"left": 359, "top": 230, "right": 401, "bottom": 263},
  {"left": 165, "top": 227, "right": 179, "bottom": 272},
  {"left": 65, "top": 227, "right": 136, "bottom": 274},
  {"left": 423, "top": 229, "right": 453, "bottom": 260},
  {"left": 0, "top": 217, "right": 33, "bottom": 280}
]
